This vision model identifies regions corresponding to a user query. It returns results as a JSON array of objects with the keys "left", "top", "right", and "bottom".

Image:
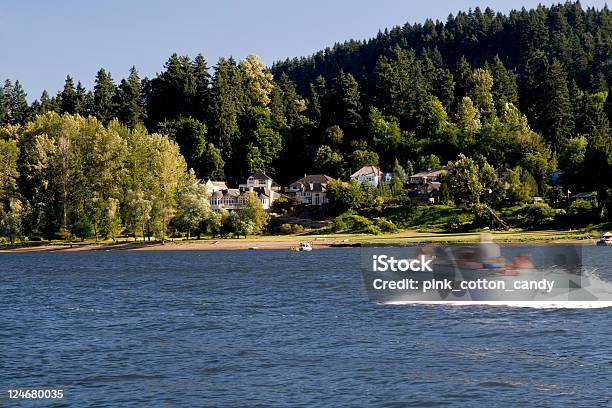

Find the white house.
[
  {"left": 350, "top": 165, "right": 392, "bottom": 187},
  {"left": 207, "top": 172, "right": 281, "bottom": 211},
  {"left": 287, "top": 174, "right": 334, "bottom": 206}
]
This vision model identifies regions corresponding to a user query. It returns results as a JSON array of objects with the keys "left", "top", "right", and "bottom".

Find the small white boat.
[
  {"left": 596, "top": 232, "right": 612, "bottom": 246},
  {"left": 297, "top": 242, "right": 312, "bottom": 252}
]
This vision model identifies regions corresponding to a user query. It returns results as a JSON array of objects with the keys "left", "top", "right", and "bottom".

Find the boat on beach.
[{"left": 596, "top": 232, "right": 612, "bottom": 246}]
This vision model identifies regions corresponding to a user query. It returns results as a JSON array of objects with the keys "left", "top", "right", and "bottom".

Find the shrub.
[
  {"left": 291, "top": 224, "right": 304, "bottom": 233},
  {"left": 521, "top": 203, "right": 558, "bottom": 229},
  {"left": 374, "top": 217, "right": 397, "bottom": 233},
  {"left": 567, "top": 199, "right": 599, "bottom": 226},
  {"left": 333, "top": 212, "right": 372, "bottom": 232},
  {"left": 363, "top": 225, "right": 382, "bottom": 235},
  {"left": 445, "top": 215, "right": 462, "bottom": 232},
  {"left": 280, "top": 223, "right": 293, "bottom": 234},
  {"left": 70, "top": 221, "right": 93, "bottom": 242}
]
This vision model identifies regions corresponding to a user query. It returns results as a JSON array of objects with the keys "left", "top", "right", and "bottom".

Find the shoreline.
[{"left": 0, "top": 230, "right": 599, "bottom": 253}]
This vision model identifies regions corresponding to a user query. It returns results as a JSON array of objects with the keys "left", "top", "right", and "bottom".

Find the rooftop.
[{"left": 350, "top": 165, "right": 381, "bottom": 178}]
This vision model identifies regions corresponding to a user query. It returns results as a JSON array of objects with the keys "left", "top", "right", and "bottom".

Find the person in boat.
[{"left": 476, "top": 233, "right": 504, "bottom": 269}]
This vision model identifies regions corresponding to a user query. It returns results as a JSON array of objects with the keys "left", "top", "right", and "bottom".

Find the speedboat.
[
  {"left": 596, "top": 232, "right": 612, "bottom": 246},
  {"left": 297, "top": 242, "right": 312, "bottom": 252}
]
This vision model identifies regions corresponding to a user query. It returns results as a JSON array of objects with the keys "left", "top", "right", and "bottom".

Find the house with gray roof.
[
  {"left": 287, "top": 174, "right": 334, "bottom": 206},
  {"left": 350, "top": 165, "right": 393, "bottom": 187}
]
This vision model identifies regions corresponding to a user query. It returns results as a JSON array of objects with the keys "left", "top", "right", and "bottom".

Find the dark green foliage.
[
  {"left": 567, "top": 199, "right": 599, "bottom": 225},
  {"left": 93, "top": 69, "right": 116, "bottom": 123},
  {"left": 60, "top": 75, "right": 77, "bottom": 114},
  {"left": 326, "top": 180, "right": 363, "bottom": 215},
  {"left": 146, "top": 54, "right": 197, "bottom": 126},
  {"left": 520, "top": 203, "right": 559, "bottom": 229},
  {"left": 158, "top": 117, "right": 207, "bottom": 174},
  {"left": 115, "top": 67, "right": 143, "bottom": 127}
]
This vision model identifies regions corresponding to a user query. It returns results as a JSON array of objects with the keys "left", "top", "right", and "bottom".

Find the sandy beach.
[
  {"left": 0, "top": 237, "right": 350, "bottom": 252},
  {"left": 0, "top": 229, "right": 597, "bottom": 253}
]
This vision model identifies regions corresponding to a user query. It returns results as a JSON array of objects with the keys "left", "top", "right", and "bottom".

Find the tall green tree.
[
  {"left": 115, "top": 66, "right": 143, "bottom": 127},
  {"left": 93, "top": 68, "right": 116, "bottom": 123},
  {"left": 60, "top": 75, "right": 77, "bottom": 114},
  {"left": 543, "top": 59, "right": 573, "bottom": 153},
  {"left": 192, "top": 53, "right": 211, "bottom": 121},
  {"left": 209, "top": 57, "right": 245, "bottom": 155},
  {"left": 158, "top": 117, "right": 207, "bottom": 175}
]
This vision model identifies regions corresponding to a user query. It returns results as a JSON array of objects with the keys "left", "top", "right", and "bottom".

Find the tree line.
[
  {"left": 0, "top": 113, "right": 269, "bottom": 242},
  {"left": 0, "top": 1, "right": 611, "bottom": 240}
]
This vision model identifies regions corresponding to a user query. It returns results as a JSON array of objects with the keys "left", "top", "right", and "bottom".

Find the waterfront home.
[
  {"left": 206, "top": 172, "right": 281, "bottom": 211},
  {"left": 210, "top": 188, "right": 241, "bottom": 210},
  {"left": 286, "top": 174, "right": 334, "bottom": 206},
  {"left": 203, "top": 180, "right": 228, "bottom": 193},
  {"left": 408, "top": 181, "right": 442, "bottom": 205},
  {"left": 409, "top": 167, "right": 448, "bottom": 185},
  {"left": 350, "top": 165, "right": 392, "bottom": 187},
  {"left": 238, "top": 172, "right": 281, "bottom": 210}
]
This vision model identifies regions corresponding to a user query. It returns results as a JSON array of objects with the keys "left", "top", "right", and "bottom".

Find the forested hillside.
[{"left": 1, "top": 1, "right": 611, "bottom": 239}]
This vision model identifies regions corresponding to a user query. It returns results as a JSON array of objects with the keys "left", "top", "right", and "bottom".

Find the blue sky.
[{"left": 0, "top": 0, "right": 607, "bottom": 99}]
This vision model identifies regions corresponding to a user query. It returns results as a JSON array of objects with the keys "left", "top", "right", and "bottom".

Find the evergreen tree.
[
  {"left": 60, "top": 75, "right": 77, "bottom": 114},
  {"left": 200, "top": 142, "right": 225, "bottom": 180},
  {"left": 209, "top": 57, "right": 245, "bottom": 155},
  {"left": 490, "top": 56, "right": 518, "bottom": 112},
  {"left": 147, "top": 53, "right": 196, "bottom": 125},
  {"left": 8, "top": 80, "right": 29, "bottom": 124},
  {"left": 192, "top": 54, "right": 211, "bottom": 121},
  {"left": 543, "top": 59, "right": 573, "bottom": 153},
  {"left": 158, "top": 117, "right": 207, "bottom": 174},
  {"left": 93, "top": 68, "right": 116, "bottom": 123},
  {"left": 39, "top": 90, "right": 54, "bottom": 114},
  {"left": 329, "top": 71, "right": 363, "bottom": 136},
  {"left": 455, "top": 56, "right": 474, "bottom": 102},
  {"left": 115, "top": 66, "right": 143, "bottom": 127}
]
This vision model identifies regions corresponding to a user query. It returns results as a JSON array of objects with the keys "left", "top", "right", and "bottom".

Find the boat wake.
[{"left": 382, "top": 300, "right": 612, "bottom": 308}]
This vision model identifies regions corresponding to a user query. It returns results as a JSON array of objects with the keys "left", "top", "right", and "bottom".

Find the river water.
[{"left": 1, "top": 249, "right": 611, "bottom": 407}]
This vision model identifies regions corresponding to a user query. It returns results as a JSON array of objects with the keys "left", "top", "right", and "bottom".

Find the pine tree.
[
  {"left": 455, "top": 56, "right": 474, "bottom": 102},
  {"left": 490, "top": 56, "right": 518, "bottom": 112},
  {"left": 39, "top": 90, "right": 54, "bottom": 114},
  {"left": 146, "top": 53, "right": 196, "bottom": 125},
  {"left": 0, "top": 80, "right": 32, "bottom": 125},
  {"left": 329, "top": 71, "right": 363, "bottom": 137},
  {"left": 278, "top": 73, "right": 304, "bottom": 128},
  {"left": 60, "top": 75, "right": 77, "bottom": 114},
  {"left": 544, "top": 59, "right": 573, "bottom": 153},
  {"left": 0, "top": 85, "right": 7, "bottom": 125},
  {"left": 192, "top": 54, "right": 211, "bottom": 121},
  {"left": 115, "top": 66, "right": 143, "bottom": 128},
  {"left": 200, "top": 142, "right": 225, "bottom": 180},
  {"left": 209, "top": 57, "right": 245, "bottom": 156},
  {"left": 93, "top": 68, "right": 116, "bottom": 123},
  {"left": 75, "top": 81, "right": 87, "bottom": 115},
  {"left": 520, "top": 52, "right": 549, "bottom": 133}
]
